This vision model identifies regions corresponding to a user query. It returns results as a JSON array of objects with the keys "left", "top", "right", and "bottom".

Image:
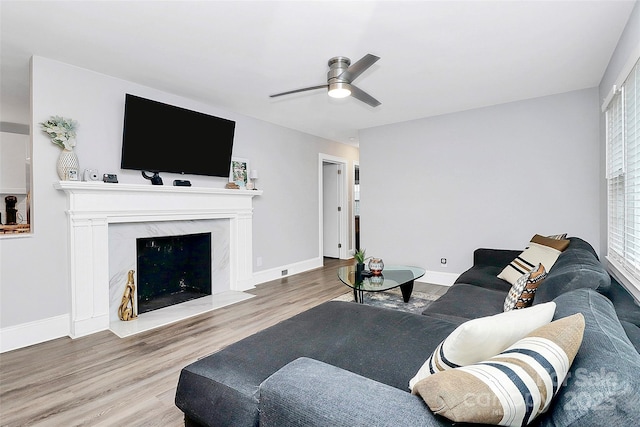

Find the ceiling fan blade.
[
  {"left": 270, "top": 84, "right": 327, "bottom": 98},
  {"left": 350, "top": 85, "right": 381, "bottom": 107},
  {"left": 339, "top": 54, "right": 380, "bottom": 82}
]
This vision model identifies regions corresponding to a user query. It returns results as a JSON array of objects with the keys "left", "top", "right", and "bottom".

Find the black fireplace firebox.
[{"left": 136, "top": 232, "right": 212, "bottom": 314}]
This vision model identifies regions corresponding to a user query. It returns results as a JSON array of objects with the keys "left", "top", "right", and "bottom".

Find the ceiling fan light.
[{"left": 328, "top": 82, "right": 351, "bottom": 99}]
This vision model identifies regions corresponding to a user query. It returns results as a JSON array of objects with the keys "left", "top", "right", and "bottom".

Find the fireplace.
[
  {"left": 108, "top": 218, "right": 232, "bottom": 325},
  {"left": 136, "top": 232, "right": 212, "bottom": 314},
  {"left": 55, "top": 182, "right": 261, "bottom": 338}
]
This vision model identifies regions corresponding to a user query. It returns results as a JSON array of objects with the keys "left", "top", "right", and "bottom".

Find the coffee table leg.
[
  {"left": 400, "top": 281, "right": 414, "bottom": 303},
  {"left": 353, "top": 288, "right": 364, "bottom": 303}
]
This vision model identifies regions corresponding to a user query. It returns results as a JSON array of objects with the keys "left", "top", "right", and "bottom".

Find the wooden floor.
[{"left": 0, "top": 259, "right": 447, "bottom": 426}]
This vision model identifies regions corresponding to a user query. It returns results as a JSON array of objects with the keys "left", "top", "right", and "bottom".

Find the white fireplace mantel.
[{"left": 55, "top": 181, "right": 262, "bottom": 338}]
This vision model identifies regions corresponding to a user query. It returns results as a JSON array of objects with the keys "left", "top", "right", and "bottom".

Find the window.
[{"left": 605, "top": 58, "right": 640, "bottom": 289}]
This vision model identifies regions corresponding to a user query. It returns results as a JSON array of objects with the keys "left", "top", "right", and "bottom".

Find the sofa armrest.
[
  {"left": 472, "top": 248, "right": 520, "bottom": 269},
  {"left": 259, "top": 357, "right": 450, "bottom": 427}
]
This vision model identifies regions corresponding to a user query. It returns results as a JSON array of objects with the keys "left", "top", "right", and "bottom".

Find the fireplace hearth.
[{"left": 137, "top": 232, "right": 212, "bottom": 314}]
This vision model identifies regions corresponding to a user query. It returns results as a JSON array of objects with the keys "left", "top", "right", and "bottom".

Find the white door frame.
[
  {"left": 352, "top": 160, "right": 359, "bottom": 254},
  {"left": 318, "top": 153, "right": 349, "bottom": 260}
]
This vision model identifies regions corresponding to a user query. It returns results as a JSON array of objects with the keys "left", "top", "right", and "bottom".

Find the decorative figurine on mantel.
[
  {"left": 247, "top": 170, "right": 259, "bottom": 190},
  {"left": 118, "top": 270, "right": 138, "bottom": 321}
]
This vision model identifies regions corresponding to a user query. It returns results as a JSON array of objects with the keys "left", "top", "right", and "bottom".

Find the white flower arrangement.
[{"left": 40, "top": 116, "right": 77, "bottom": 150}]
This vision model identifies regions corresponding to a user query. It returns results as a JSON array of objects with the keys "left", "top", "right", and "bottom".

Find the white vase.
[{"left": 57, "top": 148, "right": 79, "bottom": 180}]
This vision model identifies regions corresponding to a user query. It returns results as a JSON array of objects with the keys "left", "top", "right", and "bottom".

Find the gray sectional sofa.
[{"left": 175, "top": 237, "right": 640, "bottom": 426}]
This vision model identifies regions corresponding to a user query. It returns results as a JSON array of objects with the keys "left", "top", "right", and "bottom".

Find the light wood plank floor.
[{"left": 0, "top": 259, "right": 447, "bottom": 426}]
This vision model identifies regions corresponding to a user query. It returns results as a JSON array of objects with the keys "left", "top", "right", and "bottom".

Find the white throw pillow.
[{"left": 408, "top": 301, "right": 556, "bottom": 391}]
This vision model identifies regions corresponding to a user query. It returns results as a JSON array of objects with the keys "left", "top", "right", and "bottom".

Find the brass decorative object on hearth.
[{"left": 118, "top": 270, "right": 138, "bottom": 321}]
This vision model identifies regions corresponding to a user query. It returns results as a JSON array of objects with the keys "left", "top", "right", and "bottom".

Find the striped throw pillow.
[
  {"left": 413, "top": 313, "right": 585, "bottom": 427},
  {"left": 498, "top": 234, "right": 569, "bottom": 285},
  {"left": 408, "top": 302, "right": 556, "bottom": 392},
  {"left": 546, "top": 233, "right": 568, "bottom": 240},
  {"left": 503, "top": 264, "right": 547, "bottom": 311}
]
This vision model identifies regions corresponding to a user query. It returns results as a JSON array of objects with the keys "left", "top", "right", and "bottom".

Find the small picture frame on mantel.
[
  {"left": 67, "top": 168, "right": 79, "bottom": 181},
  {"left": 230, "top": 157, "right": 250, "bottom": 188}
]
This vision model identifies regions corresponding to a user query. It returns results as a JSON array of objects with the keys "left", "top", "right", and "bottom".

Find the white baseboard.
[
  {"left": 70, "top": 315, "right": 110, "bottom": 339},
  {"left": 254, "top": 262, "right": 458, "bottom": 289},
  {"left": 252, "top": 257, "right": 324, "bottom": 286},
  {"left": 418, "top": 271, "right": 459, "bottom": 287},
  {"left": 1, "top": 314, "right": 69, "bottom": 353}
]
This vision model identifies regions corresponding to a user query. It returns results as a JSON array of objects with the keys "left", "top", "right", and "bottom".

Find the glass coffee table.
[{"left": 337, "top": 265, "right": 426, "bottom": 303}]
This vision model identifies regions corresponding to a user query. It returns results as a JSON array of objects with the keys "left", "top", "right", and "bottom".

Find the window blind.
[
  {"left": 606, "top": 59, "right": 640, "bottom": 283},
  {"left": 625, "top": 63, "right": 639, "bottom": 275},
  {"left": 607, "top": 91, "right": 624, "bottom": 258}
]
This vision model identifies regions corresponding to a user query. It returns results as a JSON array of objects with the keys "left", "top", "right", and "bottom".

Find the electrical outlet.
[
  {"left": 256, "top": 256, "right": 262, "bottom": 267},
  {"left": 440, "top": 258, "right": 447, "bottom": 267},
  {"left": 281, "top": 269, "right": 288, "bottom": 276}
]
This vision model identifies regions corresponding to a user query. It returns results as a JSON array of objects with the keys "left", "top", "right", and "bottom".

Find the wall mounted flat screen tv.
[{"left": 121, "top": 94, "right": 235, "bottom": 177}]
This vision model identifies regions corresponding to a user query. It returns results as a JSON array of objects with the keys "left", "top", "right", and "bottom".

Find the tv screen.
[{"left": 121, "top": 94, "right": 235, "bottom": 177}]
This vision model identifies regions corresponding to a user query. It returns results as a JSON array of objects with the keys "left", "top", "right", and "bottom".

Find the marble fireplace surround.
[{"left": 55, "top": 182, "right": 262, "bottom": 338}]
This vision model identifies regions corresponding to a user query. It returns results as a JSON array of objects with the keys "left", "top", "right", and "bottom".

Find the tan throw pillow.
[
  {"left": 503, "top": 263, "right": 547, "bottom": 311},
  {"left": 408, "top": 302, "right": 556, "bottom": 391},
  {"left": 498, "top": 234, "right": 570, "bottom": 285},
  {"left": 413, "top": 313, "right": 585, "bottom": 427}
]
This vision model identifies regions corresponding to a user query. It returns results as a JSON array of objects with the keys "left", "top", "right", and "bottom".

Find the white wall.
[
  {"left": 599, "top": 2, "right": 639, "bottom": 101},
  {"left": 359, "top": 88, "right": 601, "bottom": 281},
  {"left": 0, "top": 56, "right": 358, "bottom": 349}
]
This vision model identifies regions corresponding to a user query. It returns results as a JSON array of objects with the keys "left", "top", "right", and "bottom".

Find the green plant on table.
[{"left": 354, "top": 248, "right": 368, "bottom": 264}]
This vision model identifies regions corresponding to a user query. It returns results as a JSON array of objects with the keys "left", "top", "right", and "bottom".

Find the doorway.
[
  {"left": 354, "top": 162, "right": 360, "bottom": 250},
  {"left": 323, "top": 163, "right": 340, "bottom": 258},
  {"left": 319, "top": 154, "right": 349, "bottom": 260}
]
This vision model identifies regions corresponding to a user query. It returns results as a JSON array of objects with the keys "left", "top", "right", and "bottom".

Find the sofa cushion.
[
  {"left": 455, "top": 264, "right": 514, "bottom": 292},
  {"left": 421, "top": 283, "right": 507, "bottom": 322},
  {"left": 533, "top": 238, "right": 610, "bottom": 303},
  {"left": 259, "top": 357, "right": 447, "bottom": 427},
  {"left": 535, "top": 289, "right": 640, "bottom": 426},
  {"left": 498, "top": 234, "right": 570, "bottom": 285},
  {"left": 175, "top": 301, "right": 459, "bottom": 427},
  {"left": 409, "top": 302, "right": 556, "bottom": 391},
  {"left": 413, "top": 314, "right": 585, "bottom": 427},
  {"left": 504, "top": 263, "right": 547, "bottom": 311}
]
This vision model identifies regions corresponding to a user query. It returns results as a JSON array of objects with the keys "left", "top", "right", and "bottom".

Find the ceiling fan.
[{"left": 270, "top": 54, "right": 381, "bottom": 107}]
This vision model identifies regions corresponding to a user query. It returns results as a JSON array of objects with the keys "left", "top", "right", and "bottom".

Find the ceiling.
[{"left": 1, "top": 1, "right": 636, "bottom": 145}]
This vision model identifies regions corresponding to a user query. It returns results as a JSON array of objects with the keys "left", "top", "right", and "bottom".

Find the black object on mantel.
[
  {"left": 141, "top": 170, "right": 163, "bottom": 185},
  {"left": 103, "top": 174, "right": 118, "bottom": 183},
  {"left": 173, "top": 180, "right": 191, "bottom": 187}
]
